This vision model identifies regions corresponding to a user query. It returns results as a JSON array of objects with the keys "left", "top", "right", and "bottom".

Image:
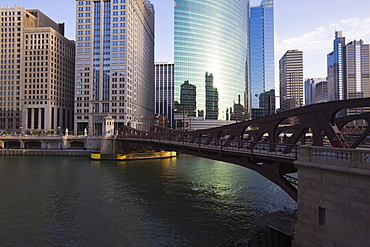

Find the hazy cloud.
[{"left": 276, "top": 17, "right": 370, "bottom": 56}]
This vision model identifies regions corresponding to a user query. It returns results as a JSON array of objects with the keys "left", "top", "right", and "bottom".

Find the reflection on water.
[{"left": 0, "top": 154, "right": 296, "bottom": 246}]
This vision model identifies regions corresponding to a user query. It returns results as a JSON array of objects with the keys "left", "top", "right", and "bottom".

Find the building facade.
[
  {"left": 344, "top": 39, "right": 370, "bottom": 122},
  {"left": 154, "top": 62, "right": 174, "bottom": 128},
  {"left": 344, "top": 40, "right": 370, "bottom": 100},
  {"left": 327, "top": 31, "right": 346, "bottom": 102},
  {"left": 304, "top": 78, "right": 326, "bottom": 105},
  {"left": 0, "top": 5, "right": 75, "bottom": 133},
  {"left": 174, "top": 0, "right": 250, "bottom": 123},
  {"left": 250, "top": 0, "right": 275, "bottom": 108},
  {"left": 327, "top": 31, "right": 370, "bottom": 122},
  {"left": 74, "top": 0, "right": 155, "bottom": 135},
  {"left": 258, "top": 88, "right": 275, "bottom": 116},
  {"left": 279, "top": 50, "right": 303, "bottom": 112}
]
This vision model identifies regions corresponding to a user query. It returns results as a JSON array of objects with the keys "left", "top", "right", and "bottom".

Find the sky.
[{"left": 2, "top": 0, "right": 370, "bottom": 87}]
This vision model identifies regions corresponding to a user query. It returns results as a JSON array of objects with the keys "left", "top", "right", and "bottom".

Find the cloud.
[{"left": 276, "top": 17, "right": 370, "bottom": 56}]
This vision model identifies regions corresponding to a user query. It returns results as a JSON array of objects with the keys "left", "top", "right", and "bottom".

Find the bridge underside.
[
  {"left": 119, "top": 98, "right": 370, "bottom": 202},
  {"left": 119, "top": 139, "right": 298, "bottom": 201}
]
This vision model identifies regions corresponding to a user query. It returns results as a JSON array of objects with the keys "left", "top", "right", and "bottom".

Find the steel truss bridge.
[{"left": 118, "top": 98, "right": 370, "bottom": 201}]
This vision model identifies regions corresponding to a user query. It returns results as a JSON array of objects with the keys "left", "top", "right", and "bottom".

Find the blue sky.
[{"left": 2, "top": 0, "right": 370, "bottom": 85}]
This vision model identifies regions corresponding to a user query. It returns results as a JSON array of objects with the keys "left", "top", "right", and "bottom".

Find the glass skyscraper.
[
  {"left": 250, "top": 0, "right": 275, "bottom": 108},
  {"left": 174, "top": 0, "right": 250, "bottom": 121},
  {"left": 327, "top": 31, "right": 346, "bottom": 102}
]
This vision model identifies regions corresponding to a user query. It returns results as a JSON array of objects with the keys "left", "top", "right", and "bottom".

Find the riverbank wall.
[
  {"left": 0, "top": 149, "right": 90, "bottom": 157},
  {"left": 218, "top": 210, "right": 296, "bottom": 247}
]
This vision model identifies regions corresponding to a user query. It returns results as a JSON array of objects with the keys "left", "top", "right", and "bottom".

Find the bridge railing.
[
  {"left": 120, "top": 135, "right": 299, "bottom": 159},
  {"left": 298, "top": 145, "right": 370, "bottom": 166}
]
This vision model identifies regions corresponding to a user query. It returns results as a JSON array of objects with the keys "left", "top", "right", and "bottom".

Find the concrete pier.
[
  {"left": 0, "top": 149, "right": 90, "bottom": 157},
  {"left": 293, "top": 146, "right": 370, "bottom": 247}
]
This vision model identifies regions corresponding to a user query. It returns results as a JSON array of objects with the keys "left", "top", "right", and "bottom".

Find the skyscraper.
[
  {"left": 344, "top": 40, "right": 370, "bottom": 100},
  {"left": 326, "top": 31, "right": 370, "bottom": 122},
  {"left": 174, "top": 0, "right": 250, "bottom": 123},
  {"left": 327, "top": 31, "right": 346, "bottom": 102},
  {"left": 0, "top": 5, "right": 75, "bottom": 132},
  {"left": 74, "top": 0, "right": 154, "bottom": 135},
  {"left": 279, "top": 50, "right": 303, "bottom": 112},
  {"left": 154, "top": 62, "right": 174, "bottom": 127},
  {"left": 344, "top": 39, "right": 370, "bottom": 123},
  {"left": 250, "top": 0, "right": 275, "bottom": 108}
]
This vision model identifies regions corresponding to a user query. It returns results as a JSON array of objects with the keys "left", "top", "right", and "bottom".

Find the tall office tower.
[
  {"left": 250, "top": 0, "right": 275, "bottom": 109},
  {"left": 327, "top": 31, "right": 370, "bottom": 122},
  {"left": 174, "top": 0, "right": 250, "bottom": 123},
  {"left": 344, "top": 39, "right": 370, "bottom": 123},
  {"left": 75, "top": 0, "right": 154, "bottom": 135},
  {"left": 327, "top": 31, "right": 346, "bottom": 102},
  {"left": 154, "top": 62, "right": 174, "bottom": 128},
  {"left": 304, "top": 78, "right": 326, "bottom": 105},
  {"left": 279, "top": 50, "right": 303, "bottom": 112},
  {"left": 0, "top": 6, "right": 75, "bottom": 133},
  {"left": 345, "top": 40, "right": 370, "bottom": 100}
]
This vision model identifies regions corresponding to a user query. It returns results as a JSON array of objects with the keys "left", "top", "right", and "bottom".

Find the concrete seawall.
[{"left": 0, "top": 149, "right": 90, "bottom": 157}]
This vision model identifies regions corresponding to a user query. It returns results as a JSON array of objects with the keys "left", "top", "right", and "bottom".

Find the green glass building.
[{"left": 174, "top": 0, "right": 250, "bottom": 121}]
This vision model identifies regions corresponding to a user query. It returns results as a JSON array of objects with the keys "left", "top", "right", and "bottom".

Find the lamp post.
[
  {"left": 147, "top": 116, "right": 150, "bottom": 132},
  {"left": 58, "top": 126, "right": 61, "bottom": 136}
]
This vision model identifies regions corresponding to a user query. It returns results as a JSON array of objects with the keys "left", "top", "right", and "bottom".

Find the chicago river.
[{"left": 0, "top": 154, "right": 296, "bottom": 246}]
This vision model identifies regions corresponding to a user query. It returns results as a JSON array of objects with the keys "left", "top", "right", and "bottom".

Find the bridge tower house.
[{"left": 100, "top": 116, "right": 115, "bottom": 154}]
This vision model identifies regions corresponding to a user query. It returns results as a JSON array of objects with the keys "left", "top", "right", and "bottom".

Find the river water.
[{"left": 0, "top": 154, "right": 296, "bottom": 246}]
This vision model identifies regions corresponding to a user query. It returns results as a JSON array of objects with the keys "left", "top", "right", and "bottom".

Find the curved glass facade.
[{"left": 174, "top": 0, "right": 250, "bottom": 120}]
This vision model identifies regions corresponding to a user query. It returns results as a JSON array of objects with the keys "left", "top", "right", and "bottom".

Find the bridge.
[{"left": 118, "top": 98, "right": 370, "bottom": 202}]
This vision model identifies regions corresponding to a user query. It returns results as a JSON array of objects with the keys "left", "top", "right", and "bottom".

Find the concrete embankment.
[
  {"left": 0, "top": 149, "right": 90, "bottom": 157},
  {"left": 218, "top": 210, "right": 296, "bottom": 247}
]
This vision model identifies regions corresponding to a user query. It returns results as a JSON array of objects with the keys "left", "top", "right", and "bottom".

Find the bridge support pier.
[{"left": 293, "top": 146, "right": 370, "bottom": 247}]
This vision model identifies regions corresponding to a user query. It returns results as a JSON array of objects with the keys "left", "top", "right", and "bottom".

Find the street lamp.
[{"left": 58, "top": 126, "right": 61, "bottom": 136}]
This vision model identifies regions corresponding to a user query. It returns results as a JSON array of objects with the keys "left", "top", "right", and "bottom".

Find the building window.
[{"left": 318, "top": 207, "right": 326, "bottom": 226}]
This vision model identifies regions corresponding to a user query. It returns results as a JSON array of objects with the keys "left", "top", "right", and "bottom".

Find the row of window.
[
  {"left": 78, "top": 0, "right": 126, "bottom": 5},
  {"left": 1, "top": 22, "right": 20, "bottom": 27},
  {"left": 1, "top": 11, "right": 21, "bottom": 16},
  {"left": 1, "top": 17, "right": 21, "bottom": 22},
  {"left": 1, "top": 38, "right": 21, "bottom": 43},
  {"left": 1, "top": 28, "right": 21, "bottom": 32}
]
